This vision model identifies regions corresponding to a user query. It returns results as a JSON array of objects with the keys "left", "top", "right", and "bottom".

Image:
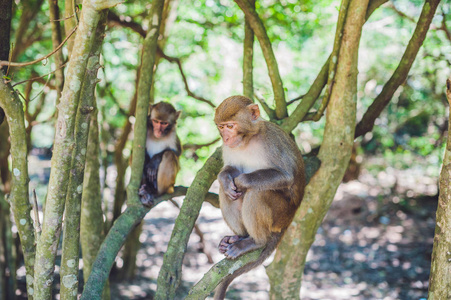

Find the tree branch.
[
  {"left": 355, "top": 0, "right": 441, "bottom": 138},
  {"left": 158, "top": 49, "right": 216, "bottom": 107},
  {"left": 234, "top": 0, "right": 287, "bottom": 119},
  {"left": 0, "top": 26, "right": 78, "bottom": 67}
]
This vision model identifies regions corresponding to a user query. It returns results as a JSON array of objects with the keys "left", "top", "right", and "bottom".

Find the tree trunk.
[
  {"left": 80, "top": 102, "right": 110, "bottom": 299},
  {"left": 59, "top": 11, "right": 108, "bottom": 300},
  {"left": 48, "top": 0, "right": 65, "bottom": 102},
  {"left": 33, "top": 0, "right": 119, "bottom": 298},
  {"left": 81, "top": 0, "right": 165, "bottom": 297},
  {"left": 427, "top": 77, "right": 451, "bottom": 299},
  {"left": 0, "top": 70, "right": 35, "bottom": 299},
  {"left": 266, "top": 0, "right": 368, "bottom": 298}
]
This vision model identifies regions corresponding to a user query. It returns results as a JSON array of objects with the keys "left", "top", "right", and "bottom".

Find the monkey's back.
[{"left": 260, "top": 120, "right": 306, "bottom": 205}]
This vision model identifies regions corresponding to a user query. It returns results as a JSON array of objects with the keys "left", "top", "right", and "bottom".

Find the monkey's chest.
[
  {"left": 222, "top": 143, "right": 271, "bottom": 173},
  {"left": 146, "top": 137, "right": 177, "bottom": 158}
]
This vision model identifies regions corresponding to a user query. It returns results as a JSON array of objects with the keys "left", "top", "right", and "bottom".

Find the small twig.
[
  {"left": 52, "top": 10, "right": 78, "bottom": 22},
  {"left": 12, "top": 61, "right": 68, "bottom": 87},
  {"left": 287, "top": 94, "right": 304, "bottom": 106},
  {"left": 387, "top": 2, "right": 416, "bottom": 23},
  {"left": 158, "top": 49, "right": 215, "bottom": 108},
  {"left": 254, "top": 92, "right": 276, "bottom": 120},
  {"left": 32, "top": 189, "right": 42, "bottom": 238},
  {"left": 183, "top": 138, "right": 220, "bottom": 151},
  {"left": 0, "top": 26, "right": 78, "bottom": 67}
]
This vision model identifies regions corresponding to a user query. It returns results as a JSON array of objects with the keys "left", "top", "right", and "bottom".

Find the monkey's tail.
[{"left": 213, "top": 231, "right": 284, "bottom": 300}]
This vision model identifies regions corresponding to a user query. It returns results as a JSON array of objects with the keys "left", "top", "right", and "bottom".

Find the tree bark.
[
  {"left": 155, "top": 148, "right": 222, "bottom": 299},
  {"left": 234, "top": 0, "right": 287, "bottom": 119},
  {"left": 427, "top": 77, "right": 451, "bottom": 299},
  {"left": 48, "top": 0, "right": 65, "bottom": 103},
  {"left": 0, "top": 71, "right": 35, "bottom": 299},
  {"left": 59, "top": 11, "right": 107, "bottom": 300},
  {"left": 80, "top": 101, "right": 110, "bottom": 299},
  {"left": 266, "top": 0, "right": 368, "bottom": 298},
  {"left": 242, "top": 0, "right": 254, "bottom": 100},
  {"left": 33, "top": 0, "right": 118, "bottom": 298}
]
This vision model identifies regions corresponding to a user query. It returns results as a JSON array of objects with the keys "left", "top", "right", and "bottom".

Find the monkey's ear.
[
  {"left": 175, "top": 110, "right": 181, "bottom": 120},
  {"left": 248, "top": 104, "right": 260, "bottom": 121}
]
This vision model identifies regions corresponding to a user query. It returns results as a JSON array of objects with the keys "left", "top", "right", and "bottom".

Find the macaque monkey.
[
  {"left": 214, "top": 95, "right": 306, "bottom": 299},
  {"left": 139, "top": 102, "right": 181, "bottom": 207}
]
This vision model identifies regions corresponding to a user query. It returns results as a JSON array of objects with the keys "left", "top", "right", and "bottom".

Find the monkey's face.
[
  {"left": 151, "top": 119, "right": 170, "bottom": 138},
  {"left": 217, "top": 122, "right": 242, "bottom": 148}
]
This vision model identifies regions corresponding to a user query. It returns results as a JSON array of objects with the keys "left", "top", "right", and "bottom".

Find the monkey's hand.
[
  {"left": 138, "top": 184, "right": 155, "bottom": 207},
  {"left": 224, "top": 180, "right": 243, "bottom": 200}
]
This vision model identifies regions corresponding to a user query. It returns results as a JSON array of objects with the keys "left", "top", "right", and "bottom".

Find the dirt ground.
[{"left": 108, "top": 167, "right": 437, "bottom": 300}]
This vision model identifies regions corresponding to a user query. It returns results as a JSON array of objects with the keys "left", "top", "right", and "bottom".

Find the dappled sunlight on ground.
[{"left": 109, "top": 166, "right": 436, "bottom": 299}]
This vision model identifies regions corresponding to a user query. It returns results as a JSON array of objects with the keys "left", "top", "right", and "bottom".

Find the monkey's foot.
[
  {"left": 224, "top": 236, "right": 262, "bottom": 259},
  {"left": 219, "top": 235, "right": 244, "bottom": 254},
  {"left": 139, "top": 185, "right": 155, "bottom": 207}
]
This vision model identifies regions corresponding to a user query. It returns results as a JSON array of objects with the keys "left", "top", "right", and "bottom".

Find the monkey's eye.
[
  {"left": 161, "top": 121, "right": 168, "bottom": 126},
  {"left": 226, "top": 124, "right": 234, "bottom": 129},
  {"left": 217, "top": 125, "right": 224, "bottom": 130}
]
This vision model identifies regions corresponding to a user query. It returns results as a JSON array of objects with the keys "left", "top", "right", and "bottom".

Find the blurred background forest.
[{"left": 0, "top": 0, "right": 450, "bottom": 299}]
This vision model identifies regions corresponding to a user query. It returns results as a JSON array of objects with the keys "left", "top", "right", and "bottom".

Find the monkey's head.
[
  {"left": 215, "top": 95, "right": 261, "bottom": 148},
  {"left": 149, "top": 102, "right": 180, "bottom": 139}
]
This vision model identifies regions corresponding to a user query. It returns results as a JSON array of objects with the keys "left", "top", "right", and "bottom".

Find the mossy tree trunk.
[
  {"left": 266, "top": 0, "right": 368, "bottom": 298},
  {"left": 428, "top": 77, "right": 451, "bottom": 299},
  {"left": 0, "top": 189, "right": 16, "bottom": 300},
  {"left": 119, "top": 1, "right": 176, "bottom": 278},
  {"left": 33, "top": 0, "right": 120, "bottom": 298},
  {"left": 59, "top": 11, "right": 108, "bottom": 300},
  {"left": 80, "top": 0, "right": 165, "bottom": 298},
  {"left": 80, "top": 99, "right": 110, "bottom": 300},
  {"left": 0, "top": 70, "right": 35, "bottom": 299}
]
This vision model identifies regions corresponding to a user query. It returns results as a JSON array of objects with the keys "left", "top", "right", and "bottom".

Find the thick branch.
[
  {"left": 48, "top": 0, "right": 65, "bottom": 101},
  {"left": 60, "top": 11, "right": 107, "bottom": 300},
  {"left": 242, "top": 0, "right": 255, "bottom": 99},
  {"left": 355, "top": 0, "right": 441, "bottom": 138},
  {"left": 234, "top": 0, "right": 287, "bottom": 119},
  {"left": 156, "top": 148, "right": 223, "bottom": 299},
  {"left": 125, "top": 0, "right": 165, "bottom": 206},
  {"left": 427, "top": 77, "right": 451, "bottom": 298},
  {"left": 267, "top": 0, "right": 368, "bottom": 298},
  {"left": 33, "top": 2, "right": 108, "bottom": 298},
  {"left": 0, "top": 71, "right": 36, "bottom": 298}
]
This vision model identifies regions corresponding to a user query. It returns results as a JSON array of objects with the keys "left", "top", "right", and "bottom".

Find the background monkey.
[
  {"left": 139, "top": 102, "right": 181, "bottom": 207},
  {"left": 214, "top": 95, "right": 306, "bottom": 299}
]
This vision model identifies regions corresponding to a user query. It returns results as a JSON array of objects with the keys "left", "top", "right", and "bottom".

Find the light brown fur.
[{"left": 214, "top": 95, "right": 305, "bottom": 299}]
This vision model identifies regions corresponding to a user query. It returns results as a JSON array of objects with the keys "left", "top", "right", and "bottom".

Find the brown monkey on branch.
[
  {"left": 214, "top": 95, "right": 305, "bottom": 299},
  {"left": 139, "top": 102, "right": 182, "bottom": 207}
]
